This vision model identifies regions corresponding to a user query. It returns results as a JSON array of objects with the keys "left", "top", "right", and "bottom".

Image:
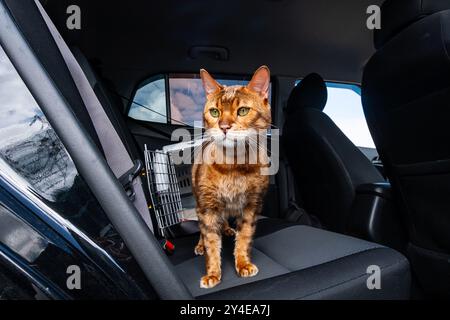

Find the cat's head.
[{"left": 200, "top": 66, "right": 271, "bottom": 148}]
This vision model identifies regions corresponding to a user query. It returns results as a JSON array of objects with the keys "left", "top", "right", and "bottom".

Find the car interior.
[{"left": 0, "top": 0, "right": 449, "bottom": 299}]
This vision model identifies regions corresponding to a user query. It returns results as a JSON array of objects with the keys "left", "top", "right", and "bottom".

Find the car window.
[
  {"left": 295, "top": 80, "right": 375, "bottom": 149},
  {"left": 128, "top": 76, "right": 167, "bottom": 123},
  {"left": 128, "top": 74, "right": 271, "bottom": 126},
  {"left": 0, "top": 44, "right": 111, "bottom": 239},
  {"left": 323, "top": 83, "right": 374, "bottom": 148}
]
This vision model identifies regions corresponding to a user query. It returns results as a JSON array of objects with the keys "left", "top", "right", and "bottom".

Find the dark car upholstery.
[
  {"left": 76, "top": 52, "right": 410, "bottom": 299},
  {"left": 282, "top": 74, "right": 384, "bottom": 233},
  {"left": 4, "top": 0, "right": 411, "bottom": 299},
  {"left": 362, "top": 0, "right": 450, "bottom": 297},
  {"left": 171, "top": 218, "right": 409, "bottom": 299}
]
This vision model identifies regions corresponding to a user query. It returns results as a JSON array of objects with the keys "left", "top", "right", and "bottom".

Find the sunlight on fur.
[{"left": 192, "top": 66, "right": 271, "bottom": 289}]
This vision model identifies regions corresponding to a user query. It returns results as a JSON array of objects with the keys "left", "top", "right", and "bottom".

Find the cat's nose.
[{"left": 220, "top": 123, "right": 231, "bottom": 135}]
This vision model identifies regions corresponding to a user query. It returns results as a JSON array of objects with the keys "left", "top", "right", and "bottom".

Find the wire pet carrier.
[{"left": 144, "top": 145, "right": 184, "bottom": 237}]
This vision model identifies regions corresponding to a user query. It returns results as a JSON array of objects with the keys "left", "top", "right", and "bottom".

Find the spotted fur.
[{"left": 192, "top": 66, "right": 271, "bottom": 289}]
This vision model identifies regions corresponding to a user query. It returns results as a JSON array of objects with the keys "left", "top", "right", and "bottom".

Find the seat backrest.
[
  {"left": 362, "top": 0, "right": 450, "bottom": 296},
  {"left": 282, "top": 74, "right": 383, "bottom": 233},
  {"left": 72, "top": 48, "right": 141, "bottom": 162}
]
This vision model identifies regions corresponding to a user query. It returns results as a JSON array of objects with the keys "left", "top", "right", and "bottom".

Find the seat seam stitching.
[
  {"left": 254, "top": 243, "right": 382, "bottom": 272},
  {"left": 252, "top": 245, "right": 294, "bottom": 272},
  {"left": 254, "top": 228, "right": 382, "bottom": 271}
]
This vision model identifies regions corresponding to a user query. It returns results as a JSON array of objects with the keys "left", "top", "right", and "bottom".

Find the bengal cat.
[{"left": 192, "top": 66, "right": 271, "bottom": 289}]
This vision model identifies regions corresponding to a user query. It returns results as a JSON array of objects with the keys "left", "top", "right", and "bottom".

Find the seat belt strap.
[{"left": 34, "top": 0, "right": 153, "bottom": 232}]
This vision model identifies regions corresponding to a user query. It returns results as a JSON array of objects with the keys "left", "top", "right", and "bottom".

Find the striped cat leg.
[
  {"left": 194, "top": 233, "right": 205, "bottom": 255},
  {"left": 234, "top": 208, "right": 258, "bottom": 277},
  {"left": 198, "top": 212, "right": 222, "bottom": 288}
]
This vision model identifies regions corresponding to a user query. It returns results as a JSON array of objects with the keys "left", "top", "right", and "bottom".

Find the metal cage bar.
[{"left": 144, "top": 145, "right": 183, "bottom": 237}]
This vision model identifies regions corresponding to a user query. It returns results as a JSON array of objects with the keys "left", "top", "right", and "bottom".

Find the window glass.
[
  {"left": 128, "top": 76, "right": 167, "bottom": 123},
  {"left": 0, "top": 44, "right": 110, "bottom": 238},
  {"left": 128, "top": 74, "right": 271, "bottom": 126},
  {"left": 168, "top": 77, "right": 204, "bottom": 126},
  {"left": 295, "top": 80, "right": 375, "bottom": 148},
  {"left": 323, "top": 83, "right": 374, "bottom": 148}
]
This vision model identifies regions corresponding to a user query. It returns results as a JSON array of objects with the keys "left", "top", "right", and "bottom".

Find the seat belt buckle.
[
  {"left": 160, "top": 239, "right": 175, "bottom": 255},
  {"left": 118, "top": 159, "right": 143, "bottom": 202}
]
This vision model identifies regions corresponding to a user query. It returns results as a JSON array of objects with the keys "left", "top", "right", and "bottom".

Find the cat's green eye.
[
  {"left": 209, "top": 108, "right": 220, "bottom": 118},
  {"left": 237, "top": 107, "right": 250, "bottom": 117}
]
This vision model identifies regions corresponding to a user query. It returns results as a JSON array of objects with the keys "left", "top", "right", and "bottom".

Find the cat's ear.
[
  {"left": 200, "top": 69, "right": 222, "bottom": 95},
  {"left": 247, "top": 66, "right": 270, "bottom": 99}
]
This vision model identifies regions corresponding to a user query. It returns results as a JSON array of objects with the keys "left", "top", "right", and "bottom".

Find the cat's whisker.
[
  {"left": 246, "top": 135, "right": 272, "bottom": 148},
  {"left": 245, "top": 137, "right": 272, "bottom": 158},
  {"left": 189, "top": 139, "right": 211, "bottom": 157},
  {"left": 191, "top": 140, "right": 211, "bottom": 156},
  {"left": 247, "top": 140, "right": 259, "bottom": 158},
  {"left": 191, "top": 133, "right": 208, "bottom": 139},
  {"left": 249, "top": 143, "right": 273, "bottom": 158}
]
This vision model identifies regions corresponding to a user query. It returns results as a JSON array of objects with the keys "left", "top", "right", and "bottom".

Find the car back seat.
[
  {"left": 70, "top": 49, "right": 412, "bottom": 295},
  {"left": 282, "top": 73, "right": 385, "bottom": 233},
  {"left": 6, "top": 0, "right": 412, "bottom": 299}
]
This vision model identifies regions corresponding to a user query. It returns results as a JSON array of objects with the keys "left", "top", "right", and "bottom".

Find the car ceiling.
[{"left": 44, "top": 0, "right": 383, "bottom": 97}]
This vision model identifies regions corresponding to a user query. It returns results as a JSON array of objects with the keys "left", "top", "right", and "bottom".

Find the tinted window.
[
  {"left": 129, "top": 74, "right": 271, "bottom": 126},
  {"left": 0, "top": 45, "right": 110, "bottom": 238},
  {"left": 169, "top": 76, "right": 252, "bottom": 126},
  {"left": 295, "top": 80, "right": 374, "bottom": 148},
  {"left": 323, "top": 83, "right": 374, "bottom": 148},
  {"left": 128, "top": 76, "right": 167, "bottom": 123}
]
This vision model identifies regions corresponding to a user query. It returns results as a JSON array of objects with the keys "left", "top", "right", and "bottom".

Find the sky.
[
  {"left": 323, "top": 86, "right": 375, "bottom": 148},
  {"left": 0, "top": 46, "right": 45, "bottom": 147},
  {"left": 169, "top": 78, "right": 205, "bottom": 125},
  {"left": 128, "top": 78, "right": 167, "bottom": 123}
]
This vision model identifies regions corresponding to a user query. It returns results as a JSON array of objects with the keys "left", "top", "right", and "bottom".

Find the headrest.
[
  {"left": 375, "top": 0, "right": 450, "bottom": 49},
  {"left": 286, "top": 73, "right": 327, "bottom": 114}
]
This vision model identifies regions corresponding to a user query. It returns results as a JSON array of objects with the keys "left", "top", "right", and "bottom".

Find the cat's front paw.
[
  {"left": 194, "top": 243, "right": 205, "bottom": 256},
  {"left": 223, "top": 227, "right": 236, "bottom": 237},
  {"left": 236, "top": 263, "right": 259, "bottom": 277},
  {"left": 200, "top": 275, "right": 221, "bottom": 288}
]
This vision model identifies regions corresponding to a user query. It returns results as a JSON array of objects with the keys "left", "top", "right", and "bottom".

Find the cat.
[{"left": 192, "top": 66, "right": 271, "bottom": 289}]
